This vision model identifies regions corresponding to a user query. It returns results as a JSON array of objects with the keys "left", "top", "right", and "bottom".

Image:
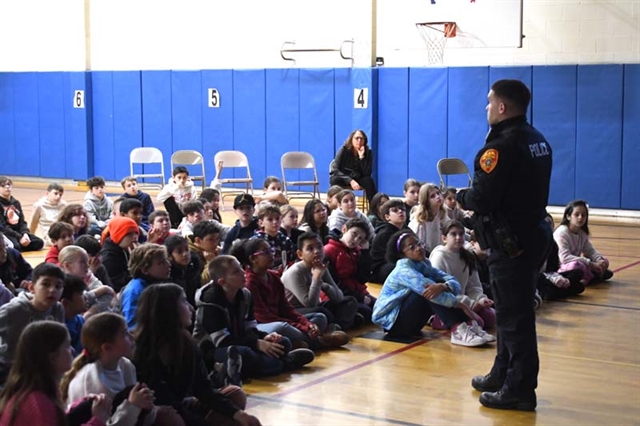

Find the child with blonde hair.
[
  {"left": 408, "top": 183, "right": 450, "bottom": 254},
  {"left": 59, "top": 246, "right": 115, "bottom": 318}
]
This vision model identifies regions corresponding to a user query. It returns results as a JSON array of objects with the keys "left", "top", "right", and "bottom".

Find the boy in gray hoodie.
[
  {"left": 83, "top": 176, "right": 114, "bottom": 235},
  {"left": 29, "top": 182, "right": 68, "bottom": 246},
  {"left": 0, "top": 262, "right": 65, "bottom": 384}
]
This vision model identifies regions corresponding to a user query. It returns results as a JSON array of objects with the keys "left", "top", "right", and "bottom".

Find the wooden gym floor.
[{"left": 14, "top": 183, "right": 640, "bottom": 425}]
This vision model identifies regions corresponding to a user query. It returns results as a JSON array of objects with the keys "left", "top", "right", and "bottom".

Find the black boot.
[
  {"left": 471, "top": 373, "right": 503, "bottom": 392},
  {"left": 479, "top": 389, "right": 537, "bottom": 411}
]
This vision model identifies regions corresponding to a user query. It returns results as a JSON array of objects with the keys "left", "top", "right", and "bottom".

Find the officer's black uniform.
[{"left": 457, "top": 115, "right": 552, "bottom": 407}]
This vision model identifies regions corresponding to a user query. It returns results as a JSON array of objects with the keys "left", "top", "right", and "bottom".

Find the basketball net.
[{"left": 416, "top": 22, "right": 457, "bottom": 65}]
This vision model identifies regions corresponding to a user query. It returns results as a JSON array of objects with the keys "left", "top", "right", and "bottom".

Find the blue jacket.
[
  {"left": 121, "top": 277, "right": 150, "bottom": 331},
  {"left": 372, "top": 258, "right": 460, "bottom": 331}
]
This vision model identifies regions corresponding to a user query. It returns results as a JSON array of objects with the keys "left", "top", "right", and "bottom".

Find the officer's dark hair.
[
  {"left": 491, "top": 79, "right": 531, "bottom": 115},
  {"left": 560, "top": 199, "right": 590, "bottom": 236},
  {"left": 441, "top": 220, "right": 476, "bottom": 273}
]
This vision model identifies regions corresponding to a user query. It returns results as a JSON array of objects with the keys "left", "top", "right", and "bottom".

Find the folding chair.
[
  {"left": 171, "top": 150, "right": 206, "bottom": 191},
  {"left": 213, "top": 150, "right": 254, "bottom": 204},
  {"left": 281, "top": 151, "right": 320, "bottom": 200},
  {"left": 329, "top": 159, "right": 368, "bottom": 211},
  {"left": 129, "top": 147, "right": 165, "bottom": 188},
  {"left": 437, "top": 158, "right": 473, "bottom": 190}
]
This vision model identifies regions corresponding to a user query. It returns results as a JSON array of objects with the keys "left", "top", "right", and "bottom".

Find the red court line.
[
  {"left": 271, "top": 337, "right": 432, "bottom": 399},
  {"left": 613, "top": 260, "right": 640, "bottom": 273}
]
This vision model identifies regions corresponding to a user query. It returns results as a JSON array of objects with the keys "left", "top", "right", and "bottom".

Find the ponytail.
[{"left": 60, "top": 350, "right": 93, "bottom": 402}]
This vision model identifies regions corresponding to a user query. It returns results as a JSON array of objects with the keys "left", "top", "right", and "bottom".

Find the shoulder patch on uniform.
[{"left": 480, "top": 149, "right": 499, "bottom": 174}]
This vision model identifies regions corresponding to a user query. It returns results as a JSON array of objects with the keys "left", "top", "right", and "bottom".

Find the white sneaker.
[
  {"left": 451, "top": 322, "right": 487, "bottom": 347},
  {"left": 470, "top": 320, "right": 496, "bottom": 343}
]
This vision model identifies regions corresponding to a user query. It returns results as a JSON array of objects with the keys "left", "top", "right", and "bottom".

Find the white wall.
[{"left": 0, "top": 0, "right": 637, "bottom": 71}]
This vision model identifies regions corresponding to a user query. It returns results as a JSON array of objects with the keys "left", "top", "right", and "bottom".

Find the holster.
[{"left": 473, "top": 213, "right": 523, "bottom": 258}]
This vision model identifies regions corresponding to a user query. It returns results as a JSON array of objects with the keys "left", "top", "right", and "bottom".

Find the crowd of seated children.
[
  {"left": 120, "top": 176, "right": 155, "bottom": 231},
  {"left": 157, "top": 166, "right": 199, "bottom": 228},
  {"left": 281, "top": 232, "right": 359, "bottom": 330},
  {"left": 0, "top": 176, "right": 44, "bottom": 252},
  {"left": 193, "top": 256, "right": 315, "bottom": 381},
  {"left": 45, "top": 221, "right": 75, "bottom": 264},
  {"left": 100, "top": 216, "right": 140, "bottom": 293},
  {"left": 58, "top": 203, "right": 91, "bottom": 240},
  {"left": 119, "top": 243, "right": 171, "bottom": 331},
  {"left": 29, "top": 182, "right": 67, "bottom": 246},
  {"left": 279, "top": 205, "right": 304, "bottom": 251},
  {"left": 59, "top": 246, "right": 115, "bottom": 318},
  {"left": 298, "top": 199, "right": 329, "bottom": 243},
  {"left": 402, "top": 179, "right": 421, "bottom": 227},
  {"left": 83, "top": 176, "right": 114, "bottom": 236},
  {"left": 372, "top": 231, "right": 490, "bottom": 347},
  {"left": 408, "top": 183, "right": 450, "bottom": 255},
  {"left": 253, "top": 205, "right": 296, "bottom": 275},
  {"left": 324, "top": 218, "right": 375, "bottom": 323},
  {"left": 366, "top": 192, "right": 389, "bottom": 229},
  {"left": 554, "top": 199, "right": 614, "bottom": 286},
  {"left": 0, "top": 263, "right": 65, "bottom": 384},
  {"left": 327, "top": 189, "right": 375, "bottom": 237},
  {"left": 370, "top": 199, "right": 408, "bottom": 284},
  {"left": 222, "top": 194, "right": 259, "bottom": 254},
  {"left": 231, "top": 238, "right": 349, "bottom": 351}
]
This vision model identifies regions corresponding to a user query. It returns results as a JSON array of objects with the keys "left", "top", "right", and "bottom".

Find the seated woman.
[{"left": 330, "top": 130, "right": 377, "bottom": 203}]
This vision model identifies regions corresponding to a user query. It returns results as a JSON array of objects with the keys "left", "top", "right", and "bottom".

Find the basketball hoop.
[{"left": 416, "top": 22, "right": 457, "bottom": 65}]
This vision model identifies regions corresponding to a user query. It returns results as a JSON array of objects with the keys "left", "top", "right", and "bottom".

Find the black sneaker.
[
  {"left": 284, "top": 348, "right": 315, "bottom": 370},
  {"left": 601, "top": 269, "right": 614, "bottom": 281}
]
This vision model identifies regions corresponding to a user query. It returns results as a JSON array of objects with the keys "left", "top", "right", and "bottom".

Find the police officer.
[{"left": 457, "top": 80, "right": 552, "bottom": 411}]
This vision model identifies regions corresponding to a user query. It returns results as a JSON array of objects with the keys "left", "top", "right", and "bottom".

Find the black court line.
[
  {"left": 550, "top": 299, "right": 640, "bottom": 312},
  {"left": 249, "top": 395, "right": 425, "bottom": 426}
]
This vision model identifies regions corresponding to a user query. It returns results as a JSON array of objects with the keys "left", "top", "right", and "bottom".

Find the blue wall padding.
[
  {"left": 64, "top": 72, "right": 92, "bottom": 179},
  {"left": 447, "top": 67, "right": 489, "bottom": 184},
  {"left": 408, "top": 68, "right": 448, "bottom": 186},
  {"left": 621, "top": 64, "right": 640, "bottom": 210},
  {"left": 0, "top": 74, "right": 17, "bottom": 175},
  {"left": 532, "top": 65, "right": 577, "bottom": 206},
  {"left": 202, "top": 70, "right": 234, "bottom": 186},
  {"left": 300, "top": 69, "right": 335, "bottom": 192},
  {"left": 233, "top": 70, "right": 266, "bottom": 185},
  {"left": 334, "top": 68, "right": 352, "bottom": 156},
  {"left": 37, "top": 73, "right": 66, "bottom": 178},
  {"left": 91, "top": 72, "right": 115, "bottom": 180},
  {"left": 141, "top": 71, "right": 172, "bottom": 183},
  {"left": 112, "top": 71, "right": 143, "bottom": 181},
  {"left": 377, "top": 68, "right": 410, "bottom": 195},
  {"left": 13, "top": 73, "right": 40, "bottom": 177},
  {"left": 489, "top": 66, "right": 533, "bottom": 123},
  {"left": 576, "top": 65, "right": 623, "bottom": 208},
  {"left": 171, "top": 71, "right": 202, "bottom": 157},
  {"left": 265, "top": 69, "right": 300, "bottom": 186},
  {"left": 352, "top": 68, "right": 373, "bottom": 139}
]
